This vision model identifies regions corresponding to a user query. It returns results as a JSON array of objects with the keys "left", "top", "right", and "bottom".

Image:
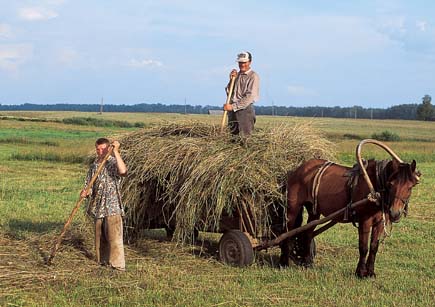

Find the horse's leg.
[
  {"left": 280, "top": 206, "right": 303, "bottom": 267},
  {"left": 279, "top": 240, "right": 290, "bottom": 267},
  {"left": 300, "top": 212, "right": 319, "bottom": 267},
  {"left": 366, "top": 219, "right": 384, "bottom": 277},
  {"left": 355, "top": 220, "right": 370, "bottom": 278}
]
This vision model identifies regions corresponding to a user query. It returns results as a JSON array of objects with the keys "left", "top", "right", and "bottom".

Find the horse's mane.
[{"left": 384, "top": 159, "right": 417, "bottom": 183}]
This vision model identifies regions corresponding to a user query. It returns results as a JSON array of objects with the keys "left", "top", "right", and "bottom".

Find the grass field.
[{"left": 0, "top": 111, "right": 434, "bottom": 307}]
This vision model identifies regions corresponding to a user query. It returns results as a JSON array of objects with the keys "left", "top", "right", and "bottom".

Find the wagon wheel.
[{"left": 218, "top": 230, "right": 254, "bottom": 267}]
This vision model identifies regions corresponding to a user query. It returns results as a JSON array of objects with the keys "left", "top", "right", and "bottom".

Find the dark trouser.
[
  {"left": 227, "top": 104, "right": 256, "bottom": 137},
  {"left": 95, "top": 214, "right": 125, "bottom": 270}
]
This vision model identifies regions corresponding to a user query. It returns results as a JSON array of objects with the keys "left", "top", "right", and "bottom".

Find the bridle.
[
  {"left": 393, "top": 195, "right": 410, "bottom": 216},
  {"left": 375, "top": 160, "right": 412, "bottom": 236}
]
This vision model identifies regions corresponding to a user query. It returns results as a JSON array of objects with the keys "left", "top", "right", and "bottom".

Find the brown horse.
[{"left": 279, "top": 158, "right": 419, "bottom": 278}]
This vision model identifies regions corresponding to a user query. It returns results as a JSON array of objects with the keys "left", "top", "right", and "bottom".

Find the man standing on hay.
[
  {"left": 223, "top": 51, "right": 260, "bottom": 139},
  {"left": 81, "top": 138, "right": 127, "bottom": 271}
]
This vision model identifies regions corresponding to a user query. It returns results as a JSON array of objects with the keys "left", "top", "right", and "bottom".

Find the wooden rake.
[{"left": 220, "top": 75, "right": 236, "bottom": 133}]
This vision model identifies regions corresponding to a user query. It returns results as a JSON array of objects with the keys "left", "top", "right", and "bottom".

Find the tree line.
[{"left": 1, "top": 96, "right": 433, "bottom": 120}]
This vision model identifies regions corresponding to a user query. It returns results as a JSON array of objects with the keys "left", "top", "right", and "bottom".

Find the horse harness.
[
  {"left": 311, "top": 160, "right": 403, "bottom": 226},
  {"left": 311, "top": 161, "right": 334, "bottom": 215}
]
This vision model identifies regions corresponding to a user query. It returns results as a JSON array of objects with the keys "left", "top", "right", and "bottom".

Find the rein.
[{"left": 394, "top": 196, "right": 410, "bottom": 206}]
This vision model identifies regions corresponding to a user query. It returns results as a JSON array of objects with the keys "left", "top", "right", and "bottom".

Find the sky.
[{"left": 0, "top": 0, "right": 434, "bottom": 108}]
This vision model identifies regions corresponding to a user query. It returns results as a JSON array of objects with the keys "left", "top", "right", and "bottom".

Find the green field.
[{"left": 0, "top": 111, "right": 434, "bottom": 307}]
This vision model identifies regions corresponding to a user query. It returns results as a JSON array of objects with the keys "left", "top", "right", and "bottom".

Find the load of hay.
[{"left": 119, "top": 121, "right": 335, "bottom": 242}]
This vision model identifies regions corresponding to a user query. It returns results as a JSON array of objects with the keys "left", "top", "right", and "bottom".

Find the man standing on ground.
[
  {"left": 81, "top": 138, "right": 127, "bottom": 271},
  {"left": 223, "top": 51, "right": 260, "bottom": 138}
]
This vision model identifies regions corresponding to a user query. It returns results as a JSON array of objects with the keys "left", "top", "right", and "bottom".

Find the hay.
[
  {"left": 0, "top": 227, "right": 94, "bottom": 299},
  {"left": 119, "top": 121, "right": 335, "bottom": 242}
]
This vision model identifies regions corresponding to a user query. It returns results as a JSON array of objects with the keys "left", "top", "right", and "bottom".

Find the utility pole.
[
  {"left": 99, "top": 97, "right": 104, "bottom": 114},
  {"left": 272, "top": 100, "right": 275, "bottom": 116},
  {"left": 184, "top": 98, "right": 187, "bottom": 115}
]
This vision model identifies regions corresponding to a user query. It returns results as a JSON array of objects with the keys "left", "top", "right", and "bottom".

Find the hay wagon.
[
  {"left": 120, "top": 122, "right": 336, "bottom": 267},
  {"left": 127, "top": 176, "right": 336, "bottom": 268},
  {"left": 123, "top": 172, "right": 323, "bottom": 268}
]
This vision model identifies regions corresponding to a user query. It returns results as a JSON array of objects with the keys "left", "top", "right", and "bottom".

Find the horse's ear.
[
  {"left": 411, "top": 160, "right": 421, "bottom": 183},
  {"left": 411, "top": 160, "right": 416, "bottom": 172}
]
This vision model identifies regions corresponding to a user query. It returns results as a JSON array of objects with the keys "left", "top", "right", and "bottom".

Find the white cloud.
[
  {"left": 44, "top": 0, "right": 66, "bottom": 5},
  {"left": 375, "top": 16, "right": 435, "bottom": 53},
  {"left": 254, "top": 15, "right": 393, "bottom": 59},
  {"left": 19, "top": 7, "right": 58, "bottom": 21},
  {"left": 126, "top": 58, "right": 163, "bottom": 68},
  {"left": 377, "top": 15, "right": 407, "bottom": 36},
  {"left": 416, "top": 20, "right": 427, "bottom": 32},
  {"left": 0, "top": 24, "right": 12, "bottom": 39},
  {"left": 286, "top": 85, "right": 317, "bottom": 97},
  {"left": 0, "top": 44, "right": 33, "bottom": 73},
  {"left": 57, "top": 47, "right": 79, "bottom": 65}
]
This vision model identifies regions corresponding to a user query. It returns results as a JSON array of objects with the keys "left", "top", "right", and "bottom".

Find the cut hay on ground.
[{"left": 119, "top": 121, "right": 335, "bottom": 242}]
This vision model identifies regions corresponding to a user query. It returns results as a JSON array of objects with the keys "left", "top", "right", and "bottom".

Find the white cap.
[{"left": 236, "top": 51, "right": 251, "bottom": 63}]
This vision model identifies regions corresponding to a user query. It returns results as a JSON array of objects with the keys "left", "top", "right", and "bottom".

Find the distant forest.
[{"left": 0, "top": 102, "right": 424, "bottom": 120}]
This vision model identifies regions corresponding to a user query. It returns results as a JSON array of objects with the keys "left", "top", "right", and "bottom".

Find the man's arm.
[
  {"left": 231, "top": 72, "right": 259, "bottom": 111},
  {"left": 112, "top": 141, "right": 127, "bottom": 176}
]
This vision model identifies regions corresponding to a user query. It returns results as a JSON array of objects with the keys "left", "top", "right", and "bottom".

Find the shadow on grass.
[
  {"left": 6, "top": 219, "right": 94, "bottom": 264},
  {"left": 126, "top": 228, "right": 286, "bottom": 269},
  {"left": 255, "top": 251, "right": 282, "bottom": 268},
  {"left": 192, "top": 235, "right": 286, "bottom": 269},
  {"left": 126, "top": 228, "right": 221, "bottom": 261},
  {"left": 192, "top": 236, "right": 219, "bottom": 259},
  {"left": 7, "top": 219, "right": 64, "bottom": 235}
]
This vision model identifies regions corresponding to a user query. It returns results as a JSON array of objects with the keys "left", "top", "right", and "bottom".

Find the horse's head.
[{"left": 386, "top": 159, "right": 420, "bottom": 223}]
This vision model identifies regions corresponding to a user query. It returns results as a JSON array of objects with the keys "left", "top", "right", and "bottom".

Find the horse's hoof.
[
  {"left": 302, "top": 262, "right": 313, "bottom": 268},
  {"left": 367, "top": 271, "right": 376, "bottom": 278},
  {"left": 279, "top": 255, "right": 289, "bottom": 267},
  {"left": 355, "top": 269, "right": 367, "bottom": 278}
]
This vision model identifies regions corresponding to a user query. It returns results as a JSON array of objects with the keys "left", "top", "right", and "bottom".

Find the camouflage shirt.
[{"left": 84, "top": 156, "right": 124, "bottom": 219}]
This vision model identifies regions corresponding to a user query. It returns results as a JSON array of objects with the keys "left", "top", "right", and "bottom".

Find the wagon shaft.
[{"left": 258, "top": 198, "right": 370, "bottom": 250}]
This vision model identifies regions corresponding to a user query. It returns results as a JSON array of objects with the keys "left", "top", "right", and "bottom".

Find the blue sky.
[{"left": 0, "top": 0, "right": 434, "bottom": 108}]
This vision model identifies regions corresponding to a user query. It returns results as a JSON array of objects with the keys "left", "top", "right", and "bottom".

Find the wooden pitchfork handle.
[
  {"left": 47, "top": 145, "right": 114, "bottom": 265},
  {"left": 220, "top": 75, "right": 236, "bottom": 133}
]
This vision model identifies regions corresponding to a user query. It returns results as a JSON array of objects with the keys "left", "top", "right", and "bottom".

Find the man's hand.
[
  {"left": 112, "top": 140, "right": 120, "bottom": 152},
  {"left": 223, "top": 104, "right": 233, "bottom": 111},
  {"left": 229, "top": 69, "right": 237, "bottom": 79},
  {"left": 80, "top": 189, "right": 89, "bottom": 198}
]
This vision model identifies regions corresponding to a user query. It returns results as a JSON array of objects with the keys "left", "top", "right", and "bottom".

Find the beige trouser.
[{"left": 95, "top": 214, "right": 125, "bottom": 270}]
